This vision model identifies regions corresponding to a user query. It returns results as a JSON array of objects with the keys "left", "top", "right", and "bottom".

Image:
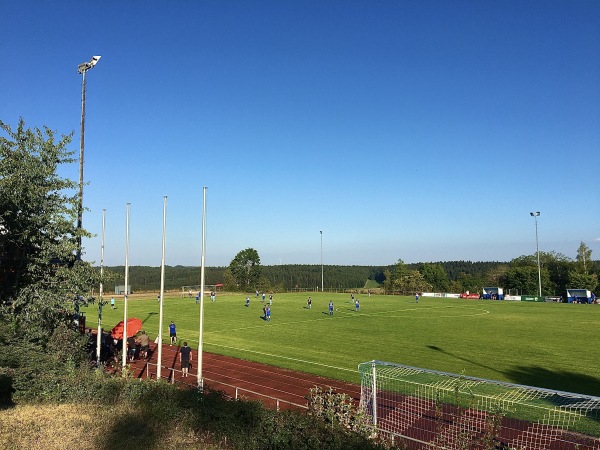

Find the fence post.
[
  {"left": 277, "top": 400, "right": 280, "bottom": 411},
  {"left": 235, "top": 387, "right": 238, "bottom": 400},
  {"left": 372, "top": 361, "right": 378, "bottom": 427}
]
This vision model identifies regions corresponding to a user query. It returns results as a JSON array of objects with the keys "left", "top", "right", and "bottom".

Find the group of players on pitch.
[{"left": 243, "top": 292, "right": 364, "bottom": 320}]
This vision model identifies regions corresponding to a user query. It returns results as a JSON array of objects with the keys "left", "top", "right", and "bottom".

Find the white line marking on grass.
[
  {"left": 339, "top": 305, "right": 490, "bottom": 319},
  {"left": 182, "top": 341, "right": 355, "bottom": 374}
]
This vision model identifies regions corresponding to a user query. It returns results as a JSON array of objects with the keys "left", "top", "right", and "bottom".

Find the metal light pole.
[
  {"left": 530, "top": 211, "right": 542, "bottom": 297},
  {"left": 320, "top": 230, "right": 323, "bottom": 292},
  {"left": 198, "top": 187, "right": 207, "bottom": 390},
  {"left": 76, "top": 55, "right": 101, "bottom": 260},
  {"left": 122, "top": 202, "right": 130, "bottom": 369},
  {"left": 157, "top": 197, "right": 167, "bottom": 381}
]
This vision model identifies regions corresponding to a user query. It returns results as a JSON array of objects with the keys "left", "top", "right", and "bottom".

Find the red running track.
[{"left": 127, "top": 342, "right": 361, "bottom": 410}]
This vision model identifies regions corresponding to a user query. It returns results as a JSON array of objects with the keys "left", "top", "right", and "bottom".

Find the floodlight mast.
[
  {"left": 530, "top": 211, "right": 542, "bottom": 297},
  {"left": 76, "top": 55, "right": 101, "bottom": 260},
  {"left": 320, "top": 231, "right": 323, "bottom": 292}
]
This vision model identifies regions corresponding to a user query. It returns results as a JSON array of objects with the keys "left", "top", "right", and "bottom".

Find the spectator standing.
[
  {"left": 139, "top": 331, "right": 150, "bottom": 359},
  {"left": 127, "top": 335, "right": 136, "bottom": 361},
  {"left": 180, "top": 342, "right": 192, "bottom": 378}
]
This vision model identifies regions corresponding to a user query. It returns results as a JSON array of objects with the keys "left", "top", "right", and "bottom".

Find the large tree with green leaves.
[
  {"left": 225, "top": 248, "right": 262, "bottom": 290},
  {"left": 386, "top": 259, "right": 432, "bottom": 294},
  {"left": 0, "top": 119, "right": 98, "bottom": 342},
  {"left": 417, "top": 263, "right": 449, "bottom": 292}
]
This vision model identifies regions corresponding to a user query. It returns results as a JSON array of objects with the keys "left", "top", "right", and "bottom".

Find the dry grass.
[{"left": 0, "top": 403, "right": 225, "bottom": 450}]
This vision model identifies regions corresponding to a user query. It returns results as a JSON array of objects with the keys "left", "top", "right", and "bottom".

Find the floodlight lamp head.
[
  {"left": 77, "top": 55, "right": 101, "bottom": 74},
  {"left": 530, "top": 211, "right": 540, "bottom": 217}
]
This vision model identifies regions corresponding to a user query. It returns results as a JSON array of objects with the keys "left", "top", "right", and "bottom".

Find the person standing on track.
[
  {"left": 180, "top": 341, "right": 192, "bottom": 378},
  {"left": 169, "top": 321, "right": 177, "bottom": 346},
  {"left": 139, "top": 330, "right": 150, "bottom": 360}
]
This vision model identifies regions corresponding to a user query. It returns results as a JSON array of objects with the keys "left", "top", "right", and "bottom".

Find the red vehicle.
[{"left": 460, "top": 293, "right": 480, "bottom": 299}]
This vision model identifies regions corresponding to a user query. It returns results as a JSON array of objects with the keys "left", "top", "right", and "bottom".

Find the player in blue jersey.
[{"left": 169, "top": 321, "right": 177, "bottom": 346}]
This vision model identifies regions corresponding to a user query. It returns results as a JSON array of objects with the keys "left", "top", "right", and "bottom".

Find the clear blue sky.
[{"left": 2, "top": 1, "right": 599, "bottom": 267}]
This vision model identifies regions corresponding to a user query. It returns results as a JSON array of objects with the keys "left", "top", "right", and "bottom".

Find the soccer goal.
[
  {"left": 181, "top": 285, "right": 220, "bottom": 297},
  {"left": 358, "top": 360, "right": 600, "bottom": 449}
]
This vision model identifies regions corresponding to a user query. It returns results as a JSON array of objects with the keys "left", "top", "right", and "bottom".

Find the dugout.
[
  {"left": 482, "top": 287, "right": 504, "bottom": 300},
  {"left": 566, "top": 289, "right": 591, "bottom": 304}
]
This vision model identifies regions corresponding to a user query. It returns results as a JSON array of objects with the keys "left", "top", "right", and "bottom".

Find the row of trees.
[
  {"left": 384, "top": 245, "right": 598, "bottom": 296},
  {"left": 100, "top": 250, "right": 598, "bottom": 297}
]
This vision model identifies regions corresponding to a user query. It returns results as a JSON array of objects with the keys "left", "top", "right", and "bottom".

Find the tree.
[
  {"left": 226, "top": 248, "right": 262, "bottom": 290},
  {"left": 576, "top": 241, "right": 592, "bottom": 274},
  {"left": 0, "top": 119, "right": 98, "bottom": 342},
  {"left": 387, "top": 259, "right": 432, "bottom": 294},
  {"left": 418, "top": 263, "right": 449, "bottom": 292},
  {"left": 566, "top": 270, "right": 598, "bottom": 293}
]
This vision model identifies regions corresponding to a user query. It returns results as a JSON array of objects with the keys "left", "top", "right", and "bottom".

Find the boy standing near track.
[
  {"left": 180, "top": 342, "right": 192, "bottom": 378},
  {"left": 169, "top": 321, "right": 177, "bottom": 346}
]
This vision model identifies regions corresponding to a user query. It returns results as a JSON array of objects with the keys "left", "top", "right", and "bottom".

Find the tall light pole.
[
  {"left": 76, "top": 55, "right": 101, "bottom": 260},
  {"left": 198, "top": 187, "right": 207, "bottom": 390},
  {"left": 530, "top": 212, "right": 542, "bottom": 297},
  {"left": 320, "top": 230, "right": 323, "bottom": 292}
]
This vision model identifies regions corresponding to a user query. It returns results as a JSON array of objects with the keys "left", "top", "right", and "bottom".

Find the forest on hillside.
[{"left": 105, "top": 254, "right": 600, "bottom": 295}]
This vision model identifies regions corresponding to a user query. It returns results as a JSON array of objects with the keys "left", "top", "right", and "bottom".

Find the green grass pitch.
[{"left": 84, "top": 293, "right": 600, "bottom": 397}]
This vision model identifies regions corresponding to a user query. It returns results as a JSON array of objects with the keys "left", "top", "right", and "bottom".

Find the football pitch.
[{"left": 84, "top": 293, "right": 600, "bottom": 397}]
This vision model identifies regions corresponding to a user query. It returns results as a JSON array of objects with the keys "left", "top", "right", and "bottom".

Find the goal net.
[{"left": 358, "top": 360, "right": 600, "bottom": 449}]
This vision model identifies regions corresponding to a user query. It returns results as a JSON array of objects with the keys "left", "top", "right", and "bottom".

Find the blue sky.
[{"left": 2, "top": 1, "right": 599, "bottom": 267}]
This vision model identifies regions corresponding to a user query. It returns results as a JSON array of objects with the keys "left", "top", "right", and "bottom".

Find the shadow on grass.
[
  {"left": 100, "top": 408, "right": 162, "bottom": 450},
  {"left": 503, "top": 365, "right": 600, "bottom": 398},
  {"left": 141, "top": 312, "right": 158, "bottom": 325},
  {"left": 426, "top": 345, "right": 503, "bottom": 375}
]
